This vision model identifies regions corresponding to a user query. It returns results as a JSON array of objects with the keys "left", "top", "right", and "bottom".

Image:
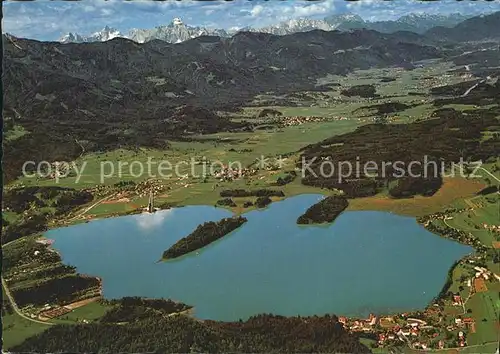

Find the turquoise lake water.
[{"left": 46, "top": 194, "right": 472, "bottom": 321}]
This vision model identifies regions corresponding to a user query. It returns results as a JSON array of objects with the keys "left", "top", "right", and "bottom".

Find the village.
[
  {"left": 277, "top": 115, "right": 350, "bottom": 127},
  {"left": 340, "top": 250, "right": 499, "bottom": 351}
]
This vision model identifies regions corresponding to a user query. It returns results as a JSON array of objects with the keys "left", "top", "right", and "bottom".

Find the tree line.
[
  {"left": 10, "top": 312, "right": 370, "bottom": 353},
  {"left": 2, "top": 186, "right": 93, "bottom": 244},
  {"left": 100, "top": 297, "right": 192, "bottom": 323},
  {"left": 220, "top": 189, "right": 285, "bottom": 198}
]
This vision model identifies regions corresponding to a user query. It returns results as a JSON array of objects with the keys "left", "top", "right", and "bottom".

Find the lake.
[{"left": 47, "top": 194, "right": 472, "bottom": 321}]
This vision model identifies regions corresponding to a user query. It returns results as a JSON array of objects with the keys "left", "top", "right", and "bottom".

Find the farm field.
[
  {"left": 1, "top": 287, "right": 51, "bottom": 349},
  {"left": 465, "top": 291, "right": 500, "bottom": 345},
  {"left": 347, "top": 177, "right": 487, "bottom": 216},
  {"left": 1, "top": 311, "right": 51, "bottom": 349}
]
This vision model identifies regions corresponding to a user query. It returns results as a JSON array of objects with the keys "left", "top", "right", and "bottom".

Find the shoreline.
[
  {"left": 7, "top": 186, "right": 494, "bottom": 351},
  {"left": 37, "top": 193, "right": 482, "bottom": 320}
]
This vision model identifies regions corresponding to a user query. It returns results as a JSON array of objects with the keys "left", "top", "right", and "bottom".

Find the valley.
[{"left": 2, "top": 9, "right": 500, "bottom": 354}]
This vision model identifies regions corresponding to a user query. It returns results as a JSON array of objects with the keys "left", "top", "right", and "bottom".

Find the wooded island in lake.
[
  {"left": 162, "top": 216, "right": 248, "bottom": 259},
  {"left": 297, "top": 196, "right": 349, "bottom": 225}
]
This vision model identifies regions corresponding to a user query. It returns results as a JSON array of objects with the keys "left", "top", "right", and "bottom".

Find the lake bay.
[{"left": 47, "top": 194, "right": 472, "bottom": 321}]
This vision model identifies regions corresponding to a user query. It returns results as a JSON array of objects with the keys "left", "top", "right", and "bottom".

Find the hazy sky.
[{"left": 3, "top": 0, "right": 500, "bottom": 41}]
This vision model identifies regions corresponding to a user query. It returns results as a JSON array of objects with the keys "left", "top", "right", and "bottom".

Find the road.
[
  {"left": 410, "top": 341, "right": 498, "bottom": 352},
  {"left": 1, "top": 277, "right": 54, "bottom": 326},
  {"left": 461, "top": 79, "right": 486, "bottom": 97},
  {"left": 67, "top": 193, "right": 117, "bottom": 221},
  {"left": 461, "top": 74, "right": 497, "bottom": 98},
  {"left": 477, "top": 167, "right": 500, "bottom": 184},
  {"left": 456, "top": 163, "right": 500, "bottom": 185}
]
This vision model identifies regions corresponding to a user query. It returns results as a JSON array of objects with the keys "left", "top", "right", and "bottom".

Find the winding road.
[
  {"left": 67, "top": 193, "right": 117, "bottom": 221},
  {"left": 1, "top": 277, "right": 54, "bottom": 326}
]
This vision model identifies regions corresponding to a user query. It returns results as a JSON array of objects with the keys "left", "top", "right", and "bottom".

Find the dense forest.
[
  {"left": 12, "top": 275, "right": 100, "bottom": 307},
  {"left": 300, "top": 112, "right": 500, "bottom": 198},
  {"left": 216, "top": 198, "right": 237, "bottom": 207},
  {"left": 100, "top": 297, "right": 192, "bottom": 323},
  {"left": 354, "top": 101, "right": 412, "bottom": 115},
  {"left": 3, "top": 186, "right": 93, "bottom": 214},
  {"left": 219, "top": 189, "right": 285, "bottom": 198},
  {"left": 3, "top": 236, "right": 100, "bottom": 307},
  {"left": 255, "top": 196, "right": 273, "bottom": 208},
  {"left": 2, "top": 186, "right": 93, "bottom": 244},
  {"left": 10, "top": 312, "right": 370, "bottom": 353},
  {"left": 162, "top": 216, "right": 248, "bottom": 259},
  {"left": 297, "top": 196, "right": 349, "bottom": 224},
  {"left": 275, "top": 171, "right": 297, "bottom": 186},
  {"left": 341, "top": 84, "right": 378, "bottom": 98}
]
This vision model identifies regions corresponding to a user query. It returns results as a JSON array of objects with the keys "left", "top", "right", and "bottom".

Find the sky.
[{"left": 3, "top": 0, "right": 500, "bottom": 41}]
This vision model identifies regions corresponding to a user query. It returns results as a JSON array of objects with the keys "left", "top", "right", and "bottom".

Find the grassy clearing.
[
  {"left": 446, "top": 201, "right": 499, "bottom": 246},
  {"left": 466, "top": 291, "right": 499, "bottom": 345},
  {"left": 4, "top": 124, "right": 29, "bottom": 142},
  {"left": 1, "top": 312, "right": 51, "bottom": 349},
  {"left": 458, "top": 342, "right": 499, "bottom": 353},
  {"left": 1, "top": 287, "right": 50, "bottom": 350},
  {"left": 54, "top": 301, "right": 113, "bottom": 324},
  {"left": 448, "top": 264, "right": 474, "bottom": 297}
]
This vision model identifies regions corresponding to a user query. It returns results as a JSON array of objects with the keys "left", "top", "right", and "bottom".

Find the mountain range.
[
  {"left": 59, "top": 13, "right": 472, "bottom": 44},
  {"left": 3, "top": 11, "right": 500, "bottom": 183},
  {"left": 3, "top": 27, "right": 444, "bottom": 181}
]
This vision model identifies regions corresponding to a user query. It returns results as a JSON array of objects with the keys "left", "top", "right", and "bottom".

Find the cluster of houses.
[
  {"left": 45, "top": 161, "right": 72, "bottom": 179},
  {"left": 452, "top": 294, "right": 464, "bottom": 306},
  {"left": 482, "top": 223, "right": 500, "bottom": 233},
  {"left": 213, "top": 166, "right": 257, "bottom": 182},
  {"left": 276, "top": 115, "right": 349, "bottom": 127},
  {"left": 451, "top": 317, "right": 475, "bottom": 346},
  {"left": 278, "top": 115, "right": 325, "bottom": 127},
  {"left": 473, "top": 266, "right": 492, "bottom": 281},
  {"left": 340, "top": 308, "right": 478, "bottom": 350},
  {"left": 338, "top": 313, "right": 378, "bottom": 332},
  {"left": 376, "top": 317, "right": 431, "bottom": 348},
  {"left": 457, "top": 330, "right": 467, "bottom": 347},
  {"left": 38, "top": 304, "right": 71, "bottom": 320},
  {"left": 133, "top": 180, "right": 166, "bottom": 198}
]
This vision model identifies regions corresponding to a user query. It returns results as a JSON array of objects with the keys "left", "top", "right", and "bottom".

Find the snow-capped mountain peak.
[
  {"left": 59, "top": 32, "right": 86, "bottom": 44},
  {"left": 90, "top": 26, "right": 124, "bottom": 42},
  {"left": 58, "top": 25, "right": 124, "bottom": 43},
  {"left": 57, "top": 12, "right": 475, "bottom": 45},
  {"left": 172, "top": 18, "right": 184, "bottom": 26}
]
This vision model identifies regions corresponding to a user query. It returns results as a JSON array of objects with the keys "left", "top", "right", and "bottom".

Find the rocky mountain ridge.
[{"left": 57, "top": 12, "right": 473, "bottom": 44}]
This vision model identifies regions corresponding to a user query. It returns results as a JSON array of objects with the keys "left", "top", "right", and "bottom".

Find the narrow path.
[
  {"left": 457, "top": 162, "right": 500, "bottom": 185},
  {"left": 1, "top": 277, "right": 54, "bottom": 326},
  {"left": 75, "top": 138, "right": 85, "bottom": 158},
  {"left": 68, "top": 193, "right": 117, "bottom": 221},
  {"left": 478, "top": 167, "right": 500, "bottom": 184},
  {"left": 411, "top": 341, "right": 498, "bottom": 352},
  {"left": 461, "top": 277, "right": 474, "bottom": 315}
]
